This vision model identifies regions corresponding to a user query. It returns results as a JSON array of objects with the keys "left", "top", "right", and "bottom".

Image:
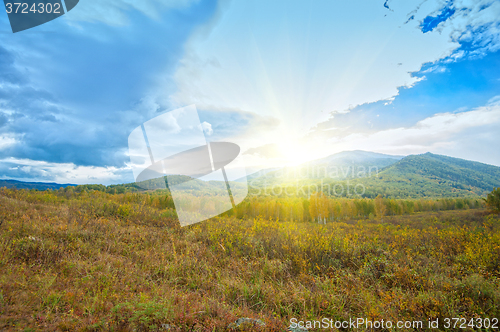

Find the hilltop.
[{"left": 249, "top": 151, "right": 500, "bottom": 198}]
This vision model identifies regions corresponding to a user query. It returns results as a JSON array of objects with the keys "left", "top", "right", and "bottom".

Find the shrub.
[{"left": 484, "top": 187, "right": 500, "bottom": 213}]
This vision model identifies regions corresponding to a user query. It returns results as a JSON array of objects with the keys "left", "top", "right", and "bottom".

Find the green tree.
[
  {"left": 374, "top": 195, "right": 387, "bottom": 219},
  {"left": 484, "top": 187, "right": 500, "bottom": 214}
]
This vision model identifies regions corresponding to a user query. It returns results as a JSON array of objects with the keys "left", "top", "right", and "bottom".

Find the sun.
[{"left": 277, "top": 140, "right": 317, "bottom": 166}]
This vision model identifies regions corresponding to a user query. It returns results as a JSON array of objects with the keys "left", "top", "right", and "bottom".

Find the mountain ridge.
[
  {"left": 0, "top": 179, "right": 76, "bottom": 191},
  {"left": 247, "top": 151, "right": 500, "bottom": 198},
  {"left": 2, "top": 151, "right": 499, "bottom": 198}
]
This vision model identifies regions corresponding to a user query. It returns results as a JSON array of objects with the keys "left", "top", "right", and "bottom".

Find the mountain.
[
  {"left": 2, "top": 152, "right": 499, "bottom": 199},
  {"left": 370, "top": 152, "right": 500, "bottom": 197},
  {"left": 309, "top": 150, "right": 403, "bottom": 166},
  {"left": 235, "top": 167, "right": 280, "bottom": 183},
  {"left": 0, "top": 179, "right": 75, "bottom": 190},
  {"left": 248, "top": 151, "right": 500, "bottom": 198},
  {"left": 249, "top": 150, "right": 403, "bottom": 183}
]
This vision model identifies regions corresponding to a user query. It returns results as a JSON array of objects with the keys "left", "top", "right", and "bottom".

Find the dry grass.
[{"left": 0, "top": 189, "right": 499, "bottom": 331}]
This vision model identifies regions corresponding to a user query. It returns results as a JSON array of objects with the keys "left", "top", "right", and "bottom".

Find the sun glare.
[{"left": 277, "top": 140, "right": 316, "bottom": 166}]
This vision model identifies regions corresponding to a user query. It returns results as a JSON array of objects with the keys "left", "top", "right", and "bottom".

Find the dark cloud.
[
  {"left": 0, "top": 0, "right": 219, "bottom": 172},
  {"left": 0, "top": 109, "right": 133, "bottom": 167},
  {"left": 0, "top": 113, "right": 7, "bottom": 127},
  {"left": 0, "top": 48, "right": 131, "bottom": 167},
  {"left": 0, "top": 46, "right": 27, "bottom": 85},
  {"left": 0, "top": 46, "right": 117, "bottom": 166}
]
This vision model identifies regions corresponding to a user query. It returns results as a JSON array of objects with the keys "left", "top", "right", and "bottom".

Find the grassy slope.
[{"left": 1, "top": 190, "right": 499, "bottom": 331}]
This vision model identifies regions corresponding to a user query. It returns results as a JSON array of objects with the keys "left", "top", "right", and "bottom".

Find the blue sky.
[{"left": 0, "top": 0, "right": 499, "bottom": 184}]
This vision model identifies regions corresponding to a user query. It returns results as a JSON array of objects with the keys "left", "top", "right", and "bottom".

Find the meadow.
[{"left": 0, "top": 187, "right": 499, "bottom": 331}]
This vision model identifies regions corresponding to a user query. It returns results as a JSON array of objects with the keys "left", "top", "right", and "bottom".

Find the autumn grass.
[{"left": 0, "top": 189, "right": 499, "bottom": 331}]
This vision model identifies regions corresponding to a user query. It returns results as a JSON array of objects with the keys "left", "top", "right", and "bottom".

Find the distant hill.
[
  {"left": 250, "top": 150, "right": 404, "bottom": 183},
  {"left": 2, "top": 151, "right": 499, "bottom": 199},
  {"left": 0, "top": 179, "right": 75, "bottom": 190},
  {"left": 248, "top": 151, "right": 500, "bottom": 198},
  {"left": 235, "top": 167, "right": 280, "bottom": 183},
  {"left": 309, "top": 150, "right": 403, "bottom": 167},
  {"left": 369, "top": 152, "right": 500, "bottom": 197}
]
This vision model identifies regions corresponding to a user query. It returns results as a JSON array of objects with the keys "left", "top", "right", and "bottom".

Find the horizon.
[
  {"left": 2, "top": 149, "right": 500, "bottom": 186},
  {"left": 1, "top": 0, "right": 499, "bottom": 185}
]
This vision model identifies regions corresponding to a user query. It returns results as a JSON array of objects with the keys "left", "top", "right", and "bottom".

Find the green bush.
[{"left": 484, "top": 187, "right": 500, "bottom": 213}]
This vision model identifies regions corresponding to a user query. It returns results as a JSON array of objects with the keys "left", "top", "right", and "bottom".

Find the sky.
[{"left": 0, "top": 0, "right": 499, "bottom": 185}]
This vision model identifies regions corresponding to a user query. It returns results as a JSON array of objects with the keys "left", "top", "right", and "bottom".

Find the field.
[{"left": 0, "top": 188, "right": 499, "bottom": 331}]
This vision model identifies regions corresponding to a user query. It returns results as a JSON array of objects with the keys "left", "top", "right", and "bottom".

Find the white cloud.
[
  {"left": 0, "top": 135, "right": 17, "bottom": 150},
  {"left": 64, "top": 0, "right": 200, "bottom": 26},
  {"left": 445, "top": 0, "right": 500, "bottom": 57},
  {"left": 200, "top": 121, "right": 213, "bottom": 136},
  {"left": 0, "top": 157, "right": 132, "bottom": 185},
  {"left": 327, "top": 96, "right": 500, "bottom": 165}
]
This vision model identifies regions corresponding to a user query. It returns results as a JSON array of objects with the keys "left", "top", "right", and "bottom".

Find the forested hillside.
[{"left": 249, "top": 152, "right": 500, "bottom": 198}]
